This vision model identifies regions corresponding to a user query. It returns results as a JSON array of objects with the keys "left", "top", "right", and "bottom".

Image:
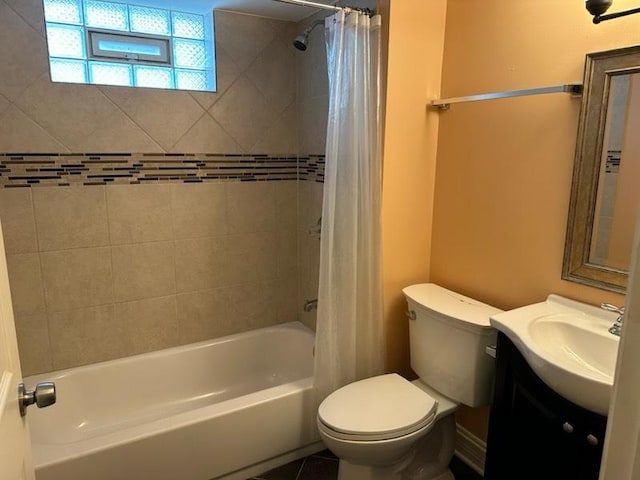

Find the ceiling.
[
  {"left": 213, "top": 0, "right": 339, "bottom": 21},
  {"left": 129, "top": 0, "right": 342, "bottom": 21}
]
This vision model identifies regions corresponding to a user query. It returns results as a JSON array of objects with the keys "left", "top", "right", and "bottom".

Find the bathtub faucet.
[{"left": 304, "top": 299, "right": 318, "bottom": 312}]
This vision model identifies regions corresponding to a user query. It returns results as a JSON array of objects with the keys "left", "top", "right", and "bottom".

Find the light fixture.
[{"left": 586, "top": 0, "right": 640, "bottom": 23}]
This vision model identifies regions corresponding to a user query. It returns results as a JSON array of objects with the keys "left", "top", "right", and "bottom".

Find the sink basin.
[{"left": 490, "top": 294, "right": 620, "bottom": 415}]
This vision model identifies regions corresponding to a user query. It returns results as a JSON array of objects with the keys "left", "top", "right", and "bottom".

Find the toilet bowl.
[
  {"left": 317, "top": 375, "right": 458, "bottom": 480},
  {"left": 316, "top": 284, "right": 503, "bottom": 480}
]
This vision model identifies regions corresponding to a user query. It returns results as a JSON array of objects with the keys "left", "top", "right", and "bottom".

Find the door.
[
  {"left": 600, "top": 209, "right": 640, "bottom": 480},
  {"left": 0, "top": 221, "right": 34, "bottom": 480}
]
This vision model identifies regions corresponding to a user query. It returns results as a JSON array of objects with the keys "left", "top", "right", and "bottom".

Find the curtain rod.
[
  {"left": 431, "top": 84, "right": 583, "bottom": 111},
  {"left": 271, "top": 0, "right": 343, "bottom": 12}
]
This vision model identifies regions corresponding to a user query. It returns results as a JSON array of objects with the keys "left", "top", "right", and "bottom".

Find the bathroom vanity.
[{"left": 485, "top": 332, "right": 607, "bottom": 480}]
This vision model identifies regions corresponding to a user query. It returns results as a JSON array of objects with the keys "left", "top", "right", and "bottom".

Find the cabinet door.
[
  {"left": 509, "top": 382, "right": 581, "bottom": 479},
  {"left": 485, "top": 333, "right": 606, "bottom": 480}
]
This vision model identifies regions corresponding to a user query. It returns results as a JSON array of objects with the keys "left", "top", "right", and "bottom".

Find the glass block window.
[
  {"left": 43, "top": 0, "right": 216, "bottom": 92},
  {"left": 50, "top": 58, "right": 88, "bottom": 83}
]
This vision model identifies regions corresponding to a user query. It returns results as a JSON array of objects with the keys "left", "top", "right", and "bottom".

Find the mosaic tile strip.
[
  {"left": 298, "top": 155, "right": 325, "bottom": 183},
  {"left": 0, "top": 153, "right": 321, "bottom": 188}
]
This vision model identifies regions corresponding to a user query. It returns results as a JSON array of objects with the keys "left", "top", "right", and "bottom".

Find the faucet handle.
[{"left": 601, "top": 303, "right": 625, "bottom": 315}]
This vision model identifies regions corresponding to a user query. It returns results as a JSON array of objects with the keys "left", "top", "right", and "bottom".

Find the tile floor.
[{"left": 248, "top": 449, "right": 483, "bottom": 480}]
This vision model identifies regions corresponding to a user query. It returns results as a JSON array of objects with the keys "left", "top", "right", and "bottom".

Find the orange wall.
[
  {"left": 430, "top": 0, "right": 639, "bottom": 439},
  {"left": 381, "top": 0, "right": 447, "bottom": 376},
  {"left": 431, "top": 1, "right": 638, "bottom": 310}
]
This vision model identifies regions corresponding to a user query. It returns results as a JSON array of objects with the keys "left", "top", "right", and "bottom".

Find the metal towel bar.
[{"left": 431, "top": 83, "right": 583, "bottom": 110}]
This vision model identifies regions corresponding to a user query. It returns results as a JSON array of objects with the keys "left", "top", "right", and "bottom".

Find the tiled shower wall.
[
  {"left": 0, "top": 0, "right": 328, "bottom": 376},
  {"left": 296, "top": 13, "right": 329, "bottom": 331},
  {"left": 0, "top": 5, "right": 298, "bottom": 154},
  {"left": 0, "top": 180, "right": 297, "bottom": 374}
]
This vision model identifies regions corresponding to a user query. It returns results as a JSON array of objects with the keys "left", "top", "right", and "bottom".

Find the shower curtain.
[{"left": 314, "top": 9, "right": 385, "bottom": 402}]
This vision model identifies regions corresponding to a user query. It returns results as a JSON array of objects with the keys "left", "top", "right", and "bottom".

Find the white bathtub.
[{"left": 24, "top": 321, "right": 322, "bottom": 480}]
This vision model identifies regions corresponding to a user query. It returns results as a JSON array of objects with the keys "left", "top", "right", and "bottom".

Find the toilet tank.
[{"left": 402, "top": 283, "right": 503, "bottom": 407}]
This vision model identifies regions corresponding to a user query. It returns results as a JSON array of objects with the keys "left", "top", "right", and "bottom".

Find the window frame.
[
  {"left": 43, "top": 0, "right": 216, "bottom": 92},
  {"left": 87, "top": 29, "right": 172, "bottom": 64}
]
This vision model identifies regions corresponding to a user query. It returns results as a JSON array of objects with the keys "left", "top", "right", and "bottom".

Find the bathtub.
[{"left": 24, "top": 321, "right": 322, "bottom": 480}]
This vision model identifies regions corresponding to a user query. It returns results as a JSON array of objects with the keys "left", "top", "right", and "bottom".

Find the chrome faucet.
[{"left": 601, "top": 303, "right": 625, "bottom": 336}]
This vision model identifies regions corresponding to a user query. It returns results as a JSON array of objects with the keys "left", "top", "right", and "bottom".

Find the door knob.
[{"left": 18, "top": 382, "right": 56, "bottom": 417}]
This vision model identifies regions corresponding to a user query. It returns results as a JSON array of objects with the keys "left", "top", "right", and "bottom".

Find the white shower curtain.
[{"left": 314, "top": 10, "right": 385, "bottom": 402}]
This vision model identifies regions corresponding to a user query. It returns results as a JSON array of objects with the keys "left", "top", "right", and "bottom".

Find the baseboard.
[{"left": 454, "top": 424, "right": 486, "bottom": 477}]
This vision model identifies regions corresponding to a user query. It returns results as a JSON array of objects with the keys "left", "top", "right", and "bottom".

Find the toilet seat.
[{"left": 317, "top": 374, "right": 438, "bottom": 442}]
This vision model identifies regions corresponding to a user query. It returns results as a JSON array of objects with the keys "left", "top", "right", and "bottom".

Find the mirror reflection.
[{"left": 589, "top": 72, "right": 640, "bottom": 271}]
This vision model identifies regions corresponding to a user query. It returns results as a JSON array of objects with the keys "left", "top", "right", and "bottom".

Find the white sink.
[{"left": 490, "top": 295, "right": 620, "bottom": 415}]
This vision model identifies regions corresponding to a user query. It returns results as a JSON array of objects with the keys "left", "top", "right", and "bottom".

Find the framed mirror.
[{"left": 563, "top": 45, "right": 640, "bottom": 293}]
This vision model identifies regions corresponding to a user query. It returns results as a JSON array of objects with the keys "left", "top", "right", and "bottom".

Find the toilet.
[{"left": 316, "top": 283, "right": 503, "bottom": 480}]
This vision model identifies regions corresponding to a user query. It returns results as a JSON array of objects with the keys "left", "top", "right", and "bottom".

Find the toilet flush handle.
[{"left": 406, "top": 310, "right": 416, "bottom": 321}]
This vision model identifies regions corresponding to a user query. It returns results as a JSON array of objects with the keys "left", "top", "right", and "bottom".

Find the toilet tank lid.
[{"left": 402, "top": 283, "right": 503, "bottom": 328}]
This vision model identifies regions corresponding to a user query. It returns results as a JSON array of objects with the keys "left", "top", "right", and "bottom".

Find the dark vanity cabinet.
[{"left": 485, "top": 333, "right": 607, "bottom": 480}]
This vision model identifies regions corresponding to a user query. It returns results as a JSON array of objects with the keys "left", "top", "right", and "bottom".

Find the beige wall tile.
[
  {"left": 170, "top": 113, "right": 241, "bottom": 154},
  {"left": 298, "top": 95, "right": 328, "bottom": 155},
  {"left": 0, "top": 105, "right": 68, "bottom": 153},
  {"left": 189, "top": 47, "right": 240, "bottom": 110},
  {"left": 276, "top": 180, "right": 298, "bottom": 278},
  {"left": 252, "top": 102, "right": 298, "bottom": 155},
  {"left": 106, "top": 184, "right": 173, "bottom": 245},
  {"left": 4, "top": 0, "right": 46, "bottom": 35},
  {"left": 298, "top": 182, "right": 324, "bottom": 232},
  {"left": 111, "top": 241, "right": 176, "bottom": 302},
  {"left": 296, "top": 23, "right": 328, "bottom": 101},
  {"left": 14, "top": 312, "right": 52, "bottom": 376},
  {"left": 171, "top": 182, "right": 228, "bottom": 239},
  {"left": 0, "top": 188, "right": 37, "bottom": 254},
  {"left": 270, "top": 18, "right": 298, "bottom": 48},
  {"left": 176, "top": 288, "right": 235, "bottom": 344},
  {"left": 0, "top": 94, "right": 9, "bottom": 117},
  {"left": 104, "top": 88, "right": 205, "bottom": 151},
  {"left": 174, "top": 237, "right": 227, "bottom": 293},
  {"left": 223, "top": 232, "right": 278, "bottom": 285},
  {"left": 41, "top": 247, "right": 114, "bottom": 312},
  {"left": 209, "top": 76, "right": 276, "bottom": 152},
  {"left": 78, "top": 109, "right": 163, "bottom": 153},
  {"left": 277, "top": 276, "right": 298, "bottom": 324},
  {"left": 115, "top": 296, "right": 178, "bottom": 355},
  {"left": 225, "top": 280, "right": 279, "bottom": 330},
  {"left": 6, "top": 253, "right": 45, "bottom": 315},
  {"left": 16, "top": 74, "right": 117, "bottom": 150},
  {"left": 297, "top": 181, "right": 322, "bottom": 329},
  {"left": 214, "top": 11, "right": 276, "bottom": 71},
  {"left": 0, "top": 5, "right": 317, "bottom": 376},
  {"left": 247, "top": 39, "right": 296, "bottom": 116},
  {"left": 226, "top": 181, "right": 278, "bottom": 234},
  {"left": 0, "top": 2, "right": 48, "bottom": 102},
  {"left": 33, "top": 186, "right": 109, "bottom": 251},
  {"left": 48, "top": 305, "right": 125, "bottom": 369}
]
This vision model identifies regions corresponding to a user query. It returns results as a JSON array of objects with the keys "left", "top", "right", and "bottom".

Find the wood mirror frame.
[{"left": 563, "top": 45, "right": 640, "bottom": 294}]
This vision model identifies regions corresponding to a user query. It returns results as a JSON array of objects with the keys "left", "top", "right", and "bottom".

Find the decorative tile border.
[
  {"left": 298, "top": 155, "right": 325, "bottom": 183},
  {"left": 0, "top": 153, "right": 325, "bottom": 187}
]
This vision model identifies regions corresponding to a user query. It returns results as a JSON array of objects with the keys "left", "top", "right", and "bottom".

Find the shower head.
[
  {"left": 293, "top": 19, "right": 324, "bottom": 51},
  {"left": 293, "top": 33, "right": 309, "bottom": 51}
]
